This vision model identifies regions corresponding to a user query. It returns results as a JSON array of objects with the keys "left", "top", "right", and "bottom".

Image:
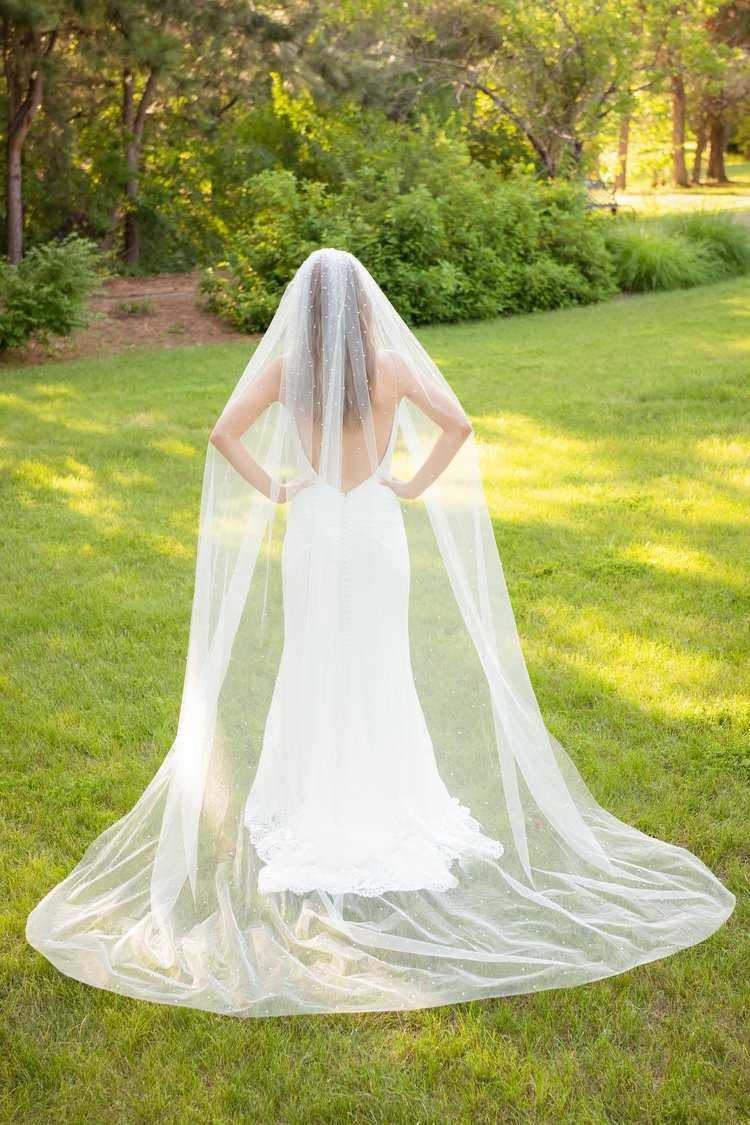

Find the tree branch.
[
  {"left": 8, "top": 28, "right": 57, "bottom": 144},
  {"left": 133, "top": 67, "right": 157, "bottom": 145}
]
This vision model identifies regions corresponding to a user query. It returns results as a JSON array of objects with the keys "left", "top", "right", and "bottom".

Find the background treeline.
[{"left": 2, "top": 0, "right": 750, "bottom": 332}]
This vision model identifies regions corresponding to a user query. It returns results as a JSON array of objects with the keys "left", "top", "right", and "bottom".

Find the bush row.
[
  {"left": 2, "top": 200, "right": 749, "bottom": 353},
  {"left": 201, "top": 170, "right": 618, "bottom": 331},
  {"left": 202, "top": 170, "right": 750, "bottom": 332}
]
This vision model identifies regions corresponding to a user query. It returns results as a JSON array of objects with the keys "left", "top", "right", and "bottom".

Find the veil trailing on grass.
[{"left": 26, "top": 249, "right": 734, "bottom": 1018}]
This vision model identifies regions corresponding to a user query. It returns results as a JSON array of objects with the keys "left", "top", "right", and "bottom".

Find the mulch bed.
[{"left": 1, "top": 272, "right": 250, "bottom": 368}]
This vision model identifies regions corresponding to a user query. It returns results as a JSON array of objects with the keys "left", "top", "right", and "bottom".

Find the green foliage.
[
  {"left": 603, "top": 212, "right": 750, "bottom": 293},
  {"left": 0, "top": 236, "right": 105, "bottom": 351},
  {"left": 661, "top": 211, "right": 750, "bottom": 276},
  {"left": 603, "top": 225, "right": 716, "bottom": 292},
  {"left": 203, "top": 168, "right": 618, "bottom": 330},
  {"left": 201, "top": 171, "right": 341, "bottom": 330},
  {"left": 6, "top": 0, "right": 750, "bottom": 276},
  {"left": 204, "top": 165, "right": 748, "bottom": 328}
]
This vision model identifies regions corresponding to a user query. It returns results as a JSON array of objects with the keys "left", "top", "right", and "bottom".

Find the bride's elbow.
[
  {"left": 452, "top": 416, "right": 473, "bottom": 441},
  {"left": 209, "top": 423, "right": 228, "bottom": 449}
]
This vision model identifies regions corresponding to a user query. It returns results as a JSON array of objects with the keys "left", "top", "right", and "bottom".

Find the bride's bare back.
[{"left": 302, "top": 352, "right": 399, "bottom": 494}]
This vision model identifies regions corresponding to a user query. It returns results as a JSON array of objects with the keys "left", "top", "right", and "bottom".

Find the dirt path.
[{"left": 3, "top": 271, "right": 251, "bottom": 368}]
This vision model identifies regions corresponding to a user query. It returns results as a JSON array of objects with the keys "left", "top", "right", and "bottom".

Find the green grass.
[
  {"left": 619, "top": 156, "right": 750, "bottom": 215},
  {"left": 2, "top": 279, "right": 749, "bottom": 1123}
]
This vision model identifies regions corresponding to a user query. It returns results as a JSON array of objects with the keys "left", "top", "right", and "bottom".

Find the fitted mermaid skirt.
[{"left": 244, "top": 467, "right": 503, "bottom": 896}]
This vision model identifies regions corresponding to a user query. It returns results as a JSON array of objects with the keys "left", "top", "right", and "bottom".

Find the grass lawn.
[
  {"left": 2, "top": 278, "right": 749, "bottom": 1123},
  {"left": 618, "top": 157, "right": 750, "bottom": 216}
]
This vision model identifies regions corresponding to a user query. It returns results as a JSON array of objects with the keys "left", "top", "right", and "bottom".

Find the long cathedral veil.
[{"left": 26, "top": 249, "right": 734, "bottom": 1017}]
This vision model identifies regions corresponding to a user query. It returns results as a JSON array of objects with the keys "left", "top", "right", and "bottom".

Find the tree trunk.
[
  {"left": 707, "top": 117, "right": 729, "bottom": 182},
  {"left": 3, "top": 29, "right": 55, "bottom": 263},
  {"left": 123, "top": 135, "right": 141, "bottom": 267},
  {"left": 614, "top": 115, "right": 629, "bottom": 191},
  {"left": 5, "top": 135, "right": 24, "bottom": 264},
  {"left": 691, "top": 121, "right": 707, "bottom": 184},
  {"left": 121, "top": 66, "right": 157, "bottom": 268},
  {"left": 570, "top": 136, "right": 584, "bottom": 172},
  {"left": 671, "top": 73, "right": 689, "bottom": 188}
]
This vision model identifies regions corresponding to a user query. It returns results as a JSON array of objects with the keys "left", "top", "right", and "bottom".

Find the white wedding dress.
[{"left": 244, "top": 418, "right": 503, "bottom": 896}]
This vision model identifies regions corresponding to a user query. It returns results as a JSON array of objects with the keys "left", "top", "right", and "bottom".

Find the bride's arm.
[
  {"left": 209, "top": 357, "right": 296, "bottom": 502},
  {"left": 382, "top": 352, "right": 472, "bottom": 500}
]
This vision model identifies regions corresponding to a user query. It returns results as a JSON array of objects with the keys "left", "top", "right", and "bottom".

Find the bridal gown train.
[
  {"left": 25, "top": 248, "right": 735, "bottom": 1018},
  {"left": 244, "top": 420, "right": 503, "bottom": 896}
]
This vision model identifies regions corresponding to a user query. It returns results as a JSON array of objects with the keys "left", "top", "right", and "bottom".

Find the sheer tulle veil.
[{"left": 26, "top": 248, "right": 735, "bottom": 1017}]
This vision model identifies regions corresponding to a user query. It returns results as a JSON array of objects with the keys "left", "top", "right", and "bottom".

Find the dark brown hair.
[{"left": 308, "top": 256, "right": 376, "bottom": 428}]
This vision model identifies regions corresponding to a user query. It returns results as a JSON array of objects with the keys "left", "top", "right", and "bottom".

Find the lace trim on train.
[{"left": 245, "top": 798, "right": 503, "bottom": 897}]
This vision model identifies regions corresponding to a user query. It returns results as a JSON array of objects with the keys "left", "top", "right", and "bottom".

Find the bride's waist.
[
  {"left": 293, "top": 475, "right": 398, "bottom": 508},
  {"left": 286, "top": 476, "right": 404, "bottom": 531}
]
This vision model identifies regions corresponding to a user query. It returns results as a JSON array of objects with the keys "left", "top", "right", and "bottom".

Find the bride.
[{"left": 26, "top": 248, "right": 734, "bottom": 1018}]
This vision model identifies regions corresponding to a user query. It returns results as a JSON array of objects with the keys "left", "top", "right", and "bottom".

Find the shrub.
[
  {"left": 603, "top": 212, "right": 750, "bottom": 294},
  {"left": 515, "top": 257, "right": 598, "bottom": 311},
  {"left": 0, "top": 235, "right": 104, "bottom": 351},
  {"left": 603, "top": 223, "right": 717, "bottom": 293},
  {"left": 661, "top": 211, "right": 750, "bottom": 277},
  {"left": 203, "top": 168, "right": 617, "bottom": 330},
  {"left": 201, "top": 171, "right": 354, "bottom": 332}
]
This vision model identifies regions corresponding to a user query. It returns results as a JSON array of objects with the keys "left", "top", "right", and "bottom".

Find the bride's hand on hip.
[
  {"left": 380, "top": 476, "right": 420, "bottom": 500},
  {"left": 276, "top": 477, "right": 312, "bottom": 503}
]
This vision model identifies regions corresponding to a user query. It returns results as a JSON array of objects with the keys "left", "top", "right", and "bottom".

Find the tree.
[
  {"left": 654, "top": 0, "right": 747, "bottom": 186},
  {"left": 703, "top": 0, "right": 750, "bottom": 182},
  {"left": 1, "top": 2, "right": 63, "bottom": 262},
  {"left": 91, "top": 0, "right": 188, "bottom": 267},
  {"left": 647, "top": 0, "right": 725, "bottom": 188},
  {"left": 98, "top": 0, "right": 306, "bottom": 266},
  {"left": 364, "top": 0, "right": 650, "bottom": 178}
]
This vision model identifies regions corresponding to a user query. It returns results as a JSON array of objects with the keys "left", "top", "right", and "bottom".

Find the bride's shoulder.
[
  {"left": 375, "top": 349, "right": 413, "bottom": 399},
  {"left": 375, "top": 347, "right": 403, "bottom": 367}
]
